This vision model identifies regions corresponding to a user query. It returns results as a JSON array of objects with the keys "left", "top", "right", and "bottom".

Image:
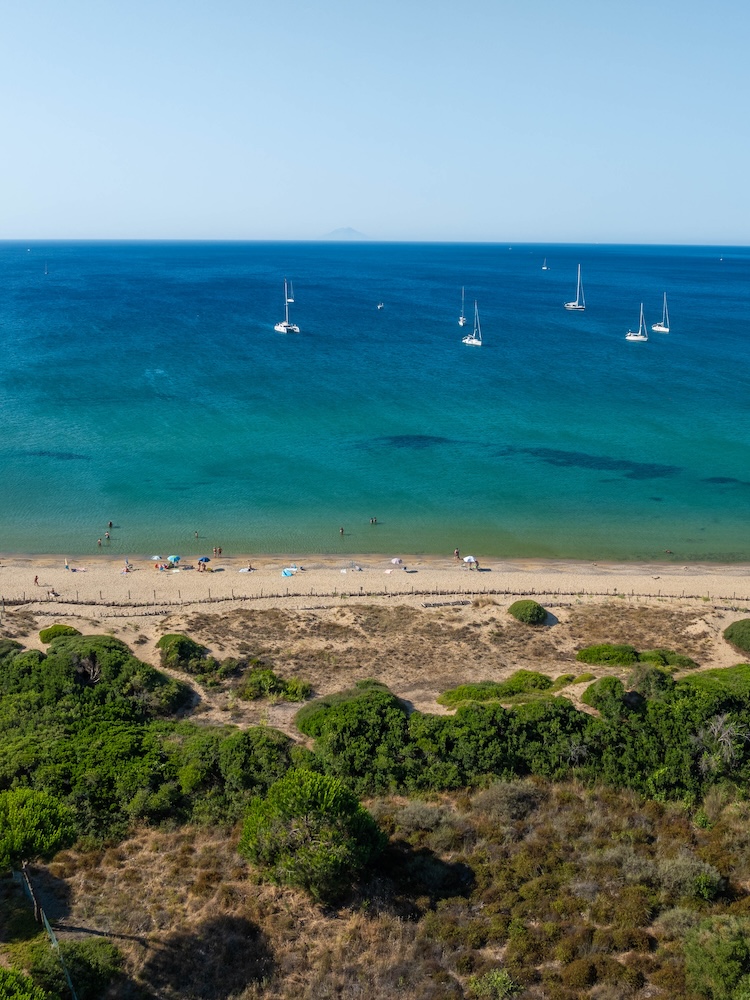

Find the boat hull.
[
  {"left": 625, "top": 333, "right": 648, "bottom": 341},
  {"left": 564, "top": 302, "right": 585, "bottom": 311},
  {"left": 274, "top": 322, "right": 300, "bottom": 334},
  {"left": 461, "top": 336, "right": 482, "bottom": 346},
  {"left": 651, "top": 323, "right": 669, "bottom": 333}
]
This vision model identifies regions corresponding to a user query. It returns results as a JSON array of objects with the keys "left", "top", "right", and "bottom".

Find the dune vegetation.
[{"left": 2, "top": 607, "right": 750, "bottom": 998}]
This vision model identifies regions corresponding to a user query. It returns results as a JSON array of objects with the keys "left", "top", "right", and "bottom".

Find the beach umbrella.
[
  {"left": 463, "top": 555, "right": 476, "bottom": 563},
  {"left": 151, "top": 555, "right": 162, "bottom": 561},
  {"left": 167, "top": 555, "right": 181, "bottom": 563},
  {"left": 198, "top": 556, "right": 211, "bottom": 563},
  {"left": 391, "top": 558, "right": 403, "bottom": 565}
]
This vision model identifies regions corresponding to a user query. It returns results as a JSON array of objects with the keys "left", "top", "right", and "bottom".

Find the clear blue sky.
[{"left": 2, "top": 0, "right": 748, "bottom": 242}]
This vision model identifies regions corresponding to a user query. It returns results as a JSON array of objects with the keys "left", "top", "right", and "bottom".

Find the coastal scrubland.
[{"left": 2, "top": 597, "right": 750, "bottom": 998}]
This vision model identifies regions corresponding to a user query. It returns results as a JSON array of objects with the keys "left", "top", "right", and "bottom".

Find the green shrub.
[
  {"left": 238, "top": 769, "right": 385, "bottom": 901},
  {"left": 581, "top": 676, "right": 626, "bottom": 715},
  {"left": 0, "top": 639, "right": 23, "bottom": 664},
  {"left": 626, "top": 664, "right": 676, "bottom": 699},
  {"left": 155, "top": 633, "right": 207, "bottom": 673},
  {"left": 724, "top": 620, "right": 750, "bottom": 655},
  {"left": 576, "top": 643, "right": 639, "bottom": 666},
  {"left": 236, "top": 668, "right": 311, "bottom": 702},
  {"left": 640, "top": 648, "right": 698, "bottom": 670},
  {"left": 0, "top": 968, "right": 49, "bottom": 1000},
  {"left": 294, "top": 680, "right": 411, "bottom": 793},
  {"left": 0, "top": 788, "right": 75, "bottom": 870},
  {"left": 684, "top": 915, "right": 750, "bottom": 1000},
  {"left": 572, "top": 672, "right": 596, "bottom": 683},
  {"left": 467, "top": 968, "right": 522, "bottom": 998},
  {"left": 678, "top": 665, "right": 750, "bottom": 709},
  {"left": 38, "top": 624, "right": 81, "bottom": 644},
  {"left": 439, "top": 671, "right": 553, "bottom": 707},
  {"left": 550, "top": 674, "right": 576, "bottom": 691},
  {"left": 30, "top": 939, "right": 123, "bottom": 1000},
  {"left": 507, "top": 600, "right": 547, "bottom": 625}
]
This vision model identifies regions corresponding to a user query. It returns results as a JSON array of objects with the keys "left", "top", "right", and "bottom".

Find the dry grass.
[{"left": 13, "top": 780, "right": 750, "bottom": 999}]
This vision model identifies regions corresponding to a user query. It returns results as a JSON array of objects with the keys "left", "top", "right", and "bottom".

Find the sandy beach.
[{"left": 2, "top": 551, "right": 750, "bottom": 617}]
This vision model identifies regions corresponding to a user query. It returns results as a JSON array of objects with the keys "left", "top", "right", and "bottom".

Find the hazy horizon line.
[{"left": 2, "top": 238, "right": 748, "bottom": 248}]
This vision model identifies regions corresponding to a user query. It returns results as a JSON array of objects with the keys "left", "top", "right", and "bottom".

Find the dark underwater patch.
[
  {"left": 495, "top": 446, "right": 680, "bottom": 480},
  {"left": 25, "top": 450, "right": 91, "bottom": 461},
  {"left": 649, "top": 497, "right": 664, "bottom": 502},
  {"left": 370, "top": 435, "right": 454, "bottom": 450},
  {"left": 702, "top": 476, "right": 750, "bottom": 486}
]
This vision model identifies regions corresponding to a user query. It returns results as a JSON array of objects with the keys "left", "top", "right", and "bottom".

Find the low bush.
[
  {"left": 639, "top": 648, "right": 698, "bottom": 670},
  {"left": 684, "top": 915, "right": 750, "bottom": 1000},
  {"left": 471, "top": 781, "right": 544, "bottom": 823},
  {"left": 550, "top": 674, "right": 576, "bottom": 691},
  {"left": 576, "top": 644, "right": 639, "bottom": 666},
  {"left": 507, "top": 600, "right": 547, "bottom": 626},
  {"left": 626, "top": 664, "right": 675, "bottom": 699},
  {"left": 0, "top": 968, "right": 48, "bottom": 1000},
  {"left": 236, "top": 668, "right": 311, "bottom": 703},
  {"left": 439, "top": 672, "right": 553, "bottom": 707},
  {"left": 156, "top": 633, "right": 207, "bottom": 673},
  {"left": 467, "top": 968, "right": 522, "bottom": 998},
  {"left": 581, "top": 677, "right": 626, "bottom": 715},
  {"left": 0, "top": 788, "right": 76, "bottom": 870},
  {"left": 678, "top": 665, "right": 750, "bottom": 708},
  {"left": 30, "top": 938, "right": 123, "bottom": 1000},
  {"left": 38, "top": 623, "right": 81, "bottom": 644},
  {"left": 724, "top": 619, "right": 750, "bottom": 655}
]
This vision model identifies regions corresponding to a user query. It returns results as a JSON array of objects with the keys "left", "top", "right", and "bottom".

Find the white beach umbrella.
[
  {"left": 391, "top": 558, "right": 403, "bottom": 564},
  {"left": 463, "top": 555, "right": 476, "bottom": 563}
]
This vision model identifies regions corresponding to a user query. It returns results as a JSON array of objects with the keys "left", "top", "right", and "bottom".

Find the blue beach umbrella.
[
  {"left": 167, "top": 555, "right": 181, "bottom": 563},
  {"left": 198, "top": 556, "right": 211, "bottom": 563}
]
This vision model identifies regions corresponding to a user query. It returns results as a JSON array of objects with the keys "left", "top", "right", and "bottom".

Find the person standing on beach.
[
  {"left": 454, "top": 548, "right": 460, "bottom": 561},
  {"left": 34, "top": 575, "right": 39, "bottom": 586}
]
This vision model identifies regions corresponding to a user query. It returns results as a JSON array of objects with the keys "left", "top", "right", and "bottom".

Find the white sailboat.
[
  {"left": 541, "top": 258, "right": 549, "bottom": 271},
  {"left": 274, "top": 278, "right": 300, "bottom": 334},
  {"left": 458, "top": 286, "right": 467, "bottom": 326},
  {"left": 462, "top": 300, "right": 482, "bottom": 346},
  {"left": 625, "top": 303, "right": 649, "bottom": 342},
  {"left": 563, "top": 264, "right": 585, "bottom": 310},
  {"left": 651, "top": 293, "right": 670, "bottom": 333}
]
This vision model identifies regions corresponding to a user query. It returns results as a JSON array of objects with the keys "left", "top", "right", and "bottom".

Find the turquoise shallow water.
[{"left": 1, "top": 241, "right": 749, "bottom": 560}]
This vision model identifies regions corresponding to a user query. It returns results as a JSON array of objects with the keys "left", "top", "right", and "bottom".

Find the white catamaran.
[
  {"left": 651, "top": 293, "right": 670, "bottom": 333},
  {"left": 274, "top": 278, "right": 300, "bottom": 334},
  {"left": 462, "top": 301, "right": 482, "bottom": 346},
  {"left": 563, "top": 264, "right": 585, "bottom": 310},
  {"left": 625, "top": 303, "right": 649, "bottom": 342},
  {"left": 458, "top": 286, "right": 467, "bottom": 326}
]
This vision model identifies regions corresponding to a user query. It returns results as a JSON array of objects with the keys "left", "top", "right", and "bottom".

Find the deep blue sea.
[{"left": 2, "top": 241, "right": 749, "bottom": 560}]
